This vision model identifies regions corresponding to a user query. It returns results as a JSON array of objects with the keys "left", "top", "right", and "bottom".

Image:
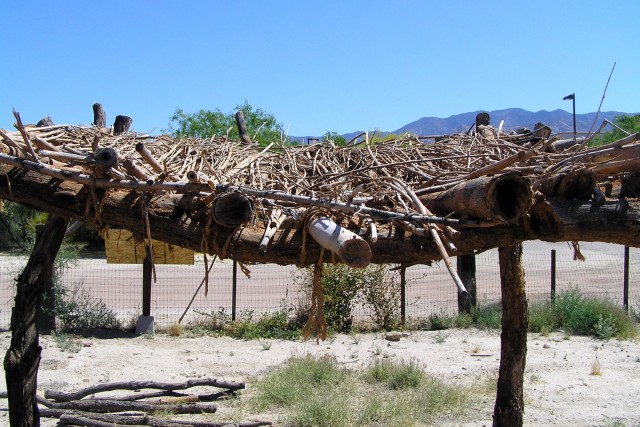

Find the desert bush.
[
  {"left": 471, "top": 303, "right": 502, "bottom": 329},
  {"left": 54, "top": 283, "right": 121, "bottom": 331},
  {"left": 296, "top": 264, "right": 400, "bottom": 333}
]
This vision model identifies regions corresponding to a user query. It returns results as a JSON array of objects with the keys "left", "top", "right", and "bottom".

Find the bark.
[
  {"left": 92, "top": 103, "right": 106, "bottom": 128},
  {"left": 113, "top": 115, "right": 132, "bottom": 135},
  {"left": 493, "top": 242, "right": 528, "bottom": 427},
  {"left": 44, "top": 378, "right": 245, "bottom": 402},
  {"left": 4, "top": 214, "right": 68, "bottom": 427},
  {"left": 533, "top": 168, "right": 596, "bottom": 200},
  {"left": 235, "top": 110, "right": 252, "bottom": 145},
  {"left": 1, "top": 165, "right": 640, "bottom": 265},
  {"left": 420, "top": 172, "right": 533, "bottom": 223}
]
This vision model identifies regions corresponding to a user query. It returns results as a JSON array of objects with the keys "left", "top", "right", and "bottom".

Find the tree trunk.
[
  {"left": 4, "top": 214, "right": 68, "bottom": 427},
  {"left": 493, "top": 242, "right": 528, "bottom": 427}
]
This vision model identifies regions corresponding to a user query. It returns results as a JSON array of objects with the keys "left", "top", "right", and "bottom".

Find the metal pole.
[
  {"left": 232, "top": 260, "right": 238, "bottom": 321},
  {"left": 572, "top": 95, "right": 577, "bottom": 143},
  {"left": 550, "top": 249, "right": 556, "bottom": 303},
  {"left": 623, "top": 246, "right": 630, "bottom": 312},
  {"left": 400, "top": 267, "right": 406, "bottom": 325}
]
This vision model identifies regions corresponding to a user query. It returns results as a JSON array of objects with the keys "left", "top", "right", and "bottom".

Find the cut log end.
[
  {"left": 487, "top": 173, "right": 533, "bottom": 223},
  {"left": 213, "top": 192, "right": 254, "bottom": 227},
  {"left": 338, "top": 237, "right": 372, "bottom": 269}
]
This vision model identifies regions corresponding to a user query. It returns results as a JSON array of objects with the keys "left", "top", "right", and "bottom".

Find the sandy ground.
[{"left": 0, "top": 329, "right": 639, "bottom": 426}]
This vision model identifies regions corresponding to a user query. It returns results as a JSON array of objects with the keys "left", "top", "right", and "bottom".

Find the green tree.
[
  {"left": 590, "top": 114, "right": 640, "bottom": 147},
  {"left": 167, "top": 101, "right": 286, "bottom": 146},
  {"left": 322, "top": 131, "right": 347, "bottom": 146}
]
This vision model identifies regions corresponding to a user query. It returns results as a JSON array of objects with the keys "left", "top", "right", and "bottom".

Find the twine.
[{"left": 301, "top": 247, "right": 327, "bottom": 343}]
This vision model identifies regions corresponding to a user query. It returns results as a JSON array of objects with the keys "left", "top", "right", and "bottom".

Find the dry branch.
[{"left": 44, "top": 378, "right": 245, "bottom": 402}]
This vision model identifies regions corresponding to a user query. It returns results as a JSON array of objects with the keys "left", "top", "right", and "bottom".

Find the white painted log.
[{"left": 308, "top": 217, "right": 371, "bottom": 268}]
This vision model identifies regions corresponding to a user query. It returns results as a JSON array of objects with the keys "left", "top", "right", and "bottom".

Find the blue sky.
[{"left": 1, "top": 1, "right": 637, "bottom": 136}]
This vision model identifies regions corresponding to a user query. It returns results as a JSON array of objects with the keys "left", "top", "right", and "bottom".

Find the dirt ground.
[{"left": 0, "top": 329, "right": 639, "bottom": 426}]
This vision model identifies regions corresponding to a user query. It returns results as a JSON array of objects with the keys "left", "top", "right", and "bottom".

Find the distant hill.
[
  {"left": 395, "top": 108, "right": 631, "bottom": 136},
  {"left": 298, "top": 108, "right": 636, "bottom": 144}
]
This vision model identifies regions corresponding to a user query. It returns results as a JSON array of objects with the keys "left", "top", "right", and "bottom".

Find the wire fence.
[{"left": 0, "top": 242, "right": 638, "bottom": 330}]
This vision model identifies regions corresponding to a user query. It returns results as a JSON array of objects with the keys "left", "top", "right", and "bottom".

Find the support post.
[
  {"left": 623, "top": 246, "right": 630, "bottom": 312},
  {"left": 456, "top": 254, "right": 477, "bottom": 314},
  {"left": 550, "top": 249, "right": 557, "bottom": 303},
  {"left": 232, "top": 260, "right": 238, "bottom": 321},
  {"left": 136, "top": 247, "right": 155, "bottom": 335},
  {"left": 493, "top": 242, "right": 528, "bottom": 427},
  {"left": 4, "top": 214, "right": 68, "bottom": 427},
  {"left": 400, "top": 267, "right": 406, "bottom": 325}
]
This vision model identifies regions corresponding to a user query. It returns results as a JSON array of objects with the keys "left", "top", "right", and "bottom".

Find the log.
[
  {"left": 45, "top": 398, "right": 217, "bottom": 414},
  {"left": 620, "top": 170, "right": 640, "bottom": 198},
  {"left": 36, "top": 116, "right": 54, "bottom": 127},
  {"left": 493, "top": 242, "right": 528, "bottom": 426},
  {"left": 4, "top": 214, "right": 68, "bottom": 427},
  {"left": 212, "top": 191, "right": 253, "bottom": 227},
  {"left": 45, "top": 378, "right": 245, "bottom": 402},
  {"left": 308, "top": 217, "right": 371, "bottom": 268},
  {"left": 92, "top": 103, "right": 106, "bottom": 128},
  {"left": 113, "top": 115, "right": 132, "bottom": 135},
  {"left": 533, "top": 168, "right": 596, "bottom": 200},
  {"left": 420, "top": 172, "right": 533, "bottom": 223},
  {"left": 235, "top": 110, "right": 253, "bottom": 145}
]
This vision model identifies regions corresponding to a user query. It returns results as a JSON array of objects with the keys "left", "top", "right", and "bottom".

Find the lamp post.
[{"left": 563, "top": 93, "right": 576, "bottom": 143}]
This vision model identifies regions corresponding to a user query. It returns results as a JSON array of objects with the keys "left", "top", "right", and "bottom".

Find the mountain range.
[{"left": 334, "top": 108, "right": 634, "bottom": 142}]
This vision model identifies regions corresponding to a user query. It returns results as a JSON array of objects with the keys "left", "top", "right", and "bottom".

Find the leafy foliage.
[
  {"left": 322, "top": 131, "right": 347, "bottom": 146},
  {"left": 167, "top": 100, "right": 286, "bottom": 146},
  {"left": 590, "top": 114, "right": 640, "bottom": 147},
  {"left": 54, "top": 284, "right": 121, "bottom": 331}
]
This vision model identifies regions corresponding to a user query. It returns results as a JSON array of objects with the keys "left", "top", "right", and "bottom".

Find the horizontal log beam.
[{"left": 1, "top": 164, "right": 639, "bottom": 266}]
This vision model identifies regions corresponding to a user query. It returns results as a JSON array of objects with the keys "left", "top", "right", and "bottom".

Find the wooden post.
[
  {"left": 550, "top": 249, "right": 557, "bottom": 303},
  {"left": 4, "top": 214, "right": 68, "bottom": 427},
  {"left": 400, "top": 267, "right": 406, "bottom": 325},
  {"left": 142, "top": 247, "right": 152, "bottom": 317},
  {"left": 493, "top": 242, "right": 528, "bottom": 427},
  {"left": 235, "top": 111, "right": 253, "bottom": 145},
  {"left": 113, "top": 115, "right": 132, "bottom": 135},
  {"left": 623, "top": 246, "right": 630, "bottom": 312},
  {"left": 456, "top": 254, "right": 477, "bottom": 314},
  {"left": 232, "top": 260, "right": 238, "bottom": 321},
  {"left": 92, "top": 103, "right": 106, "bottom": 128}
]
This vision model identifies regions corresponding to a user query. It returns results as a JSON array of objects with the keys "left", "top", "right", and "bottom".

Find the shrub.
[
  {"left": 54, "top": 283, "right": 121, "bottom": 331},
  {"left": 471, "top": 303, "right": 502, "bottom": 329},
  {"left": 297, "top": 264, "right": 400, "bottom": 333}
]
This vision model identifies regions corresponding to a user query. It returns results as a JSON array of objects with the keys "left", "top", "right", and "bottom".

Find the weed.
[
  {"left": 259, "top": 340, "right": 272, "bottom": 351},
  {"left": 428, "top": 312, "right": 452, "bottom": 331},
  {"left": 433, "top": 331, "right": 449, "bottom": 344},
  {"left": 591, "top": 358, "right": 602, "bottom": 376},
  {"left": 471, "top": 303, "right": 502, "bottom": 329},
  {"left": 364, "top": 358, "right": 424, "bottom": 390},
  {"left": 349, "top": 332, "right": 361, "bottom": 345},
  {"left": 52, "top": 332, "right": 82, "bottom": 353},
  {"left": 167, "top": 322, "right": 183, "bottom": 337},
  {"left": 371, "top": 344, "right": 383, "bottom": 356},
  {"left": 54, "top": 283, "right": 121, "bottom": 331},
  {"left": 593, "top": 314, "right": 618, "bottom": 340}
]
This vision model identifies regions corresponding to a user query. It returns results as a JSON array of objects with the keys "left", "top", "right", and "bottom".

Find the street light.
[{"left": 563, "top": 93, "right": 576, "bottom": 143}]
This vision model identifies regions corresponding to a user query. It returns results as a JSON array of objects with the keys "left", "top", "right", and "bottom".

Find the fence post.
[
  {"left": 550, "top": 249, "right": 556, "bottom": 303},
  {"left": 624, "top": 246, "right": 630, "bottom": 312},
  {"left": 400, "top": 267, "right": 406, "bottom": 325},
  {"left": 232, "top": 260, "right": 238, "bottom": 321},
  {"left": 142, "top": 247, "right": 152, "bottom": 317},
  {"left": 456, "top": 254, "right": 477, "bottom": 314}
]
